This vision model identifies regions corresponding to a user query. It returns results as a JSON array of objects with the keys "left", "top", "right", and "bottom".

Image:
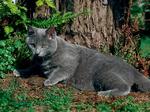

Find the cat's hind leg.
[
  {"left": 98, "top": 85, "right": 131, "bottom": 96},
  {"left": 96, "top": 72, "right": 131, "bottom": 96}
]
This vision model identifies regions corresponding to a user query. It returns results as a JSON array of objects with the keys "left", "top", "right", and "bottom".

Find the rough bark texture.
[{"left": 55, "top": 0, "right": 129, "bottom": 53}]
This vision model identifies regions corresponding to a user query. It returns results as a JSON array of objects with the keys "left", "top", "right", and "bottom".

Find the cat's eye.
[
  {"left": 30, "top": 43, "right": 36, "bottom": 47},
  {"left": 28, "top": 30, "right": 34, "bottom": 35}
]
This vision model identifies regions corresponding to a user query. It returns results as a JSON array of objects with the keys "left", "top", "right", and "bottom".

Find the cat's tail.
[{"left": 134, "top": 71, "right": 150, "bottom": 92}]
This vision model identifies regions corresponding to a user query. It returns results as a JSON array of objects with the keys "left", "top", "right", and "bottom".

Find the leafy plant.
[
  {"left": 140, "top": 36, "right": 150, "bottom": 58},
  {"left": 0, "top": 79, "right": 34, "bottom": 112},
  {"left": 0, "top": 35, "right": 31, "bottom": 78},
  {"left": 96, "top": 103, "right": 112, "bottom": 112},
  {"left": 111, "top": 96, "right": 150, "bottom": 112},
  {"left": 0, "top": 89, "right": 13, "bottom": 111},
  {"left": 30, "top": 9, "right": 89, "bottom": 29},
  {"left": 31, "top": 12, "right": 76, "bottom": 28},
  {"left": 39, "top": 86, "right": 73, "bottom": 111},
  {"left": 0, "top": 38, "right": 16, "bottom": 78},
  {"left": 112, "top": 96, "right": 134, "bottom": 110},
  {"left": 0, "top": 77, "right": 150, "bottom": 112},
  {"left": 75, "top": 103, "right": 94, "bottom": 111},
  {"left": 36, "top": 0, "right": 56, "bottom": 9},
  {"left": 0, "top": 0, "right": 28, "bottom": 37},
  {"left": 130, "top": 0, "right": 145, "bottom": 28},
  {"left": 129, "top": 0, "right": 149, "bottom": 70}
]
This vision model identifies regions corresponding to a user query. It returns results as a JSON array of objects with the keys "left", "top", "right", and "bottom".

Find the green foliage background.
[{"left": 130, "top": 0, "right": 150, "bottom": 58}]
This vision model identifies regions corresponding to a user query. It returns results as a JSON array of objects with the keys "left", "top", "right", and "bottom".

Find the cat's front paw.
[
  {"left": 13, "top": 70, "right": 21, "bottom": 77},
  {"left": 44, "top": 79, "right": 58, "bottom": 86},
  {"left": 97, "top": 90, "right": 112, "bottom": 97}
]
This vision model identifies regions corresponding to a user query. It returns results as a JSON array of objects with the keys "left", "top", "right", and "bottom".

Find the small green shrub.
[
  {"left": 140, "top": 36, "right": 150, "bottom": 58},
  {"left": 0, "top": 80, "right": 34, "bottom": 112},
  {"left": 130, "top": 0, "right": 150, "bottom": 58},
  {"left": 130, "top": 0, "right": 145, "bottom": 28},
  {"left": 36, "top": 0, "right": 56, "bottom": 8},
  {"left": 31, "top": 12, "right": 78, "bottom": 28},
  {"left": 30, "top": 9, "right": 89, "bottom": 29},
  {"left": 96, "top": 103, "right": 112, "bottom": 112},
  {"left": 116, "top": 103, "right": 141, "bottom": 112},
  {"left": 40, "top": 87, "right": 73, "bottom": 111},
  {"left": 0, "top": 35, "right": 31, "bottom": 78},
  {"left": 112, "top": 96, "right": 134, "bottom": 108},
  {"left": 75, "top": 103, "right": 94, "bottom": 111},
  {"left": 0, "top": 89, "right": 13, "bottom": 111},
  {"left": 111, "top": 96, "right": 150, "bottom": 112},
  {"left": 0, "top": 79, "right": 150, "bottom": 112},
  {"left": 0, "top": 38, "right": 16, "bottom": 78},
  {"left": 0, "top": 0, "right": 28, "bottom": 37}
]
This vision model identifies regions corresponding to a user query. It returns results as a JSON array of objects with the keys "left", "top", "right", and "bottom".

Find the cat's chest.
[
  {"left": 41, "top": 59, "right": 55, "bottom": 68},
  {"left": 39, "top": 52, "right": 74, "bottom": 69},
  {"left": 40, "top": 55, "right": 61, "bottom": 68}
]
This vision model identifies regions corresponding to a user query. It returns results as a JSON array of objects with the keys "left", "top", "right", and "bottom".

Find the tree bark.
[
  {"left": 18, "top": 0, "right": 129, "bottom": 53},
  {"left": 55, "top": 0, "right": 129, "bottom": 53}
]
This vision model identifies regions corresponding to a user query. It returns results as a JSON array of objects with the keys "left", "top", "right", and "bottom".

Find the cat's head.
[{"left": 26, "top": 26, "right": 58, "bottom": 57}]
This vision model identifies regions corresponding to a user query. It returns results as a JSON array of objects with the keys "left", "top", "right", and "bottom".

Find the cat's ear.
[
  {"left": 28, "top": 26, "right": 35, "bottom": 35},
  {"left": 46, "top": 27, "right": 56, "bottom": 40}
]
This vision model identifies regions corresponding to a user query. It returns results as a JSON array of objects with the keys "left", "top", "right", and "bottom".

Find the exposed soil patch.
[
  {"left": 1, "top": 74, "right": 150, "bottom": 112},
  {"left": 2, "top": 75, "right": 150, "bottom": 102}
]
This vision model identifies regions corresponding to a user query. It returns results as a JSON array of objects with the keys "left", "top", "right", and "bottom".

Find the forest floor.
[{"left": 0, "top": 74, "right": 150, "bottom": 112}]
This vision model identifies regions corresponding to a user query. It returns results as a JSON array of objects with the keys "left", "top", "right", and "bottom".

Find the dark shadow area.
[
  {"left": 19, "top": 0, "right": 36, "bottom": 19},
  {"left": 15, "top": 55, "right": 45, "bottom": 78},
  {"left": 108, "top": 0, "right": 130, "bottom": 28}
]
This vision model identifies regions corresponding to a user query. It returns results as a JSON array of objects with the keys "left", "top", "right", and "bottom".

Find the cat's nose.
[
  {"left": 36, "top": 49, "right": 40, "bottom": 54},
  {"left": 35, "top": 53, "right": 39, "bottom": 57},
  {"left": 35, "top": 52, "right": 40, "bottom": 57}
]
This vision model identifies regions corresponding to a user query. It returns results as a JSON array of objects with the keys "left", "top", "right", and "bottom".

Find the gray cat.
[{"left": 14, "top": 26, "right": 150, "bottom": 96}]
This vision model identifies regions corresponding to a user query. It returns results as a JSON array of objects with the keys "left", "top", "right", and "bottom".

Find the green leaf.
[
  {"left": 36, "top": 0, "right": 56, "bottom": 9},
  {"left": 0, "top": 72, "right": 5, "bottom": 79},
  {"left": 96, "top": 103, "right": 112, "bottom": 112},
  {"left": 0, "top": 41, "right": 6, "bottom": 47},
  {"left": 5, "top": 0, "right": 20, "bottom": 14},
  {"left": 45, "top": 0, "right": 56, "bottom": 9},
  {"left": 36, "top": 0, "right": 44, "bottom": 7},
  {"left": 17, "top": 5, "right": 27, "bottom": 11},
  {"left": 4, "top": 26, "right": 14, "bottom": 35},
  {"left": 30, "top": 11, "right": 83, "bottom": 28},
  {"left": 14, "top": 40, "right": 22, "bottom": 48},
  {"left": 140, "top": 36, "right": 150, "bottom": 58}
]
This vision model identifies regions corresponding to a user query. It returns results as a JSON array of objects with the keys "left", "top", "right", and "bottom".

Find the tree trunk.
[{"left": 55, "top": 0, "right": 129, "bottom": 53}]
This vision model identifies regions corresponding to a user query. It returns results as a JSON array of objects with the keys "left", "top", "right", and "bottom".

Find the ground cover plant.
[
  {"left": 0, "top": 35, "right": 31, "bottom": 78},
  {"left": 0, "top": 0, "right": 150, "bottom": 112},
  {"left": 0, "top": 76, "right": 150, "bottom": 112}
]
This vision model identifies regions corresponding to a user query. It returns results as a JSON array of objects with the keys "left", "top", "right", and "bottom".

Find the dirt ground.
[{"left": 1, "top": 74, "right": 150, "bottom": 104}]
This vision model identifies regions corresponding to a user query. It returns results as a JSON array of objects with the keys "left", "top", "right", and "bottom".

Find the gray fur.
[{"left": 14, "top": 26, "right": 150, "bottom": 96}]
